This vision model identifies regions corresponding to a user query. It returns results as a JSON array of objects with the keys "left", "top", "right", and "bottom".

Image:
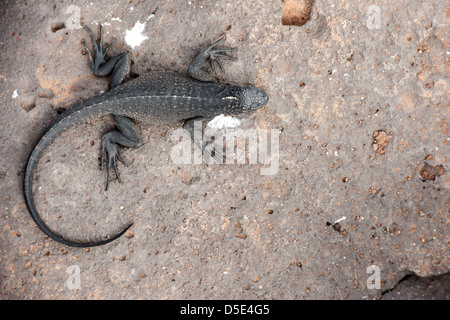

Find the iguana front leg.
[
  {"left": 188, "top": 36, "right": 236, "bottom": 82},
  {"left": 183, "top": 38, "right": 236, "bottom": 163}
]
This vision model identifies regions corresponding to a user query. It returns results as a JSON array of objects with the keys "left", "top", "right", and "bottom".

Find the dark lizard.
[{"left": 23, "top": 22, "right": 268, "bottom": 248}]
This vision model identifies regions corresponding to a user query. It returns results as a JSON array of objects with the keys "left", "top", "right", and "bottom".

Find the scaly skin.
[{"left": 23, "top": 22, "right": 268, "bottom": 247}]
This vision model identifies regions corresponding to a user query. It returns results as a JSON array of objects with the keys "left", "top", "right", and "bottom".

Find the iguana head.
[{"left": 240, "top": 86, "right": 269, "bottom": 112}]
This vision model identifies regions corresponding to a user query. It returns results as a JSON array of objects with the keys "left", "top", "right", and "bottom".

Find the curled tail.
[{"left": 23, "top": 104, "right": 132, "bottom": 248}]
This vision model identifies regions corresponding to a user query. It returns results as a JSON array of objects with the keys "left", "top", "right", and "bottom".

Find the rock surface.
[{"left": 0, "top": 0, "right": 448, "bottom": 299}]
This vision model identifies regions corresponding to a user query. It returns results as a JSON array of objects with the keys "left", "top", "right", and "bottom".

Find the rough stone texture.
[
  {"left": 381, "top": 273, "right": 450, "bottom": 300},
  {"left": 0, "top": 0, "right": 448, "bottom": 299}
]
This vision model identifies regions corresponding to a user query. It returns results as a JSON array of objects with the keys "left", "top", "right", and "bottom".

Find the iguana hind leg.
[
  {"left": 80, "top": 23, "right": 139, "bottom": 189},
  {"left": 80, "top": 22, "right": 130, "bottom": 88},
  {"left": 101, "top": 115, "right": 142, "bottom": 191}
]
